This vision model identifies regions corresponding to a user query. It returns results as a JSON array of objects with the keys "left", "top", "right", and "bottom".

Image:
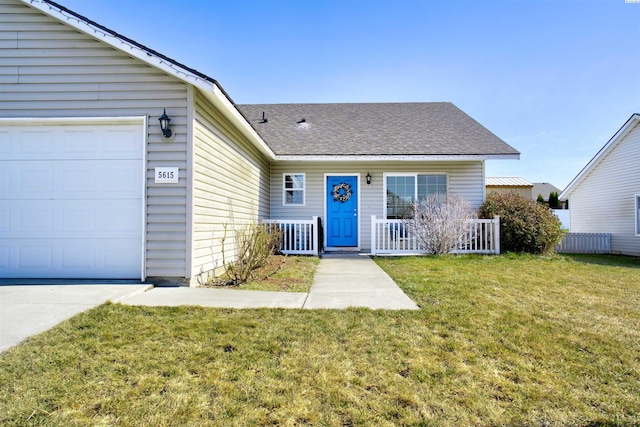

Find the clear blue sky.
[{"left": 60, "top": 0, "right": 640, "bottom": 191}]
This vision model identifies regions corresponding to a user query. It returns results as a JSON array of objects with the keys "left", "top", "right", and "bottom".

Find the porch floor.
[{"left": 119, "top": 254, "right": 419, "bottom": 310}]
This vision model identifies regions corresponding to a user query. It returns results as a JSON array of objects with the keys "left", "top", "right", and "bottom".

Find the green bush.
[
  {"left": 549, "top": 191, "right": 560, "bottom": 209},
  {"left": 479, "top": 192, "right": 563, "bottom": 254}
]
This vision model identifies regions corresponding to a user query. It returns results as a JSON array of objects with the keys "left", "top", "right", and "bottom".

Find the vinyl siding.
[
  {"left": 191, "top": 90, "right": 270, "bottom": 282},
  {"left": 270, "top": 161, "right": 485, "bottom": 251},
  {"left": 0, "top": 0, "right": 190, "bottom": 278},
  {"left": 486, "top": 186, "right": 533, "bottom": 199},
  {"left": 569, "top": 122, "right": 640, "bottom": 256}
]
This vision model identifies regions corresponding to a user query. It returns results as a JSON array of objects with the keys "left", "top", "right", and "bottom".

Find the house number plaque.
[{"left": 155, "top": 167, "right": 179, "bottom": 184}]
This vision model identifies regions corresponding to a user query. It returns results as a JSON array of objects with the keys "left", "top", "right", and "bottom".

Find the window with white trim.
[
  {"left": 636, "top": 195, "right": 640, "bottom": 236},
  {"left": 283, "top": 173, "right": 305, "bottom": 205},
  {"left": 385, "top": 174, "right": 447, "bottom": 219}
]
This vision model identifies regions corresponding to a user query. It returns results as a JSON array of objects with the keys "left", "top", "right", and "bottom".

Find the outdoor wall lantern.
[
  {"left": 158, "top": 109, "right": 172, "bottom": 138},
  {"left": 366, "top": 172, "right": 372, "bottom": 185}
]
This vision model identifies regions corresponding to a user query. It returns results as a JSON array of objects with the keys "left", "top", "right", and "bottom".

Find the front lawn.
[{"left": 1, "top": 254, "right": 638, "bottom": 426}]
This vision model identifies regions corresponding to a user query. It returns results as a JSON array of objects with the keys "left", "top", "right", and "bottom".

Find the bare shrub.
[
  {"left": 221, "top": 222, "right": 283, "bottom": 285},
  {"left": 406, "top": 194, "right": 475, "bottom": 255}
]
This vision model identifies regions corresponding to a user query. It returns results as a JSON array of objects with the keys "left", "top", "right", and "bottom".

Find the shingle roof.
[
  {"left": 237, "top": 103, "right": 520, "bottom": 157},
  {"left": 486, "top": 177, "right": 533, "bottom": 187}
]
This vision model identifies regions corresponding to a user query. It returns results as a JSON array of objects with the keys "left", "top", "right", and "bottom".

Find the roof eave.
[
  {"left": 201, "top": 87, "right": 276, "bottom": 160},
  {"left": 23, "top": 0, "right": 276, "bottom": 160},
  {"left": 560, "top": 113, "right": 640, "bottom": 199},
  {"left": 24, "top": 0, "right": 216, "bottom": 92},
  {"left": 274, "top": 154, "right": 520, "bottom": 162}
]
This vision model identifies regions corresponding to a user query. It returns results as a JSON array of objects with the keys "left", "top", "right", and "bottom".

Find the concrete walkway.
[
  {"left": 303, "top": 254, "right": 419, "bottom": 309},
  {"left": 119, "top": 254, "right": 419, "bottom": 310},
  {"left": 0, "top": 283, "right": 150, "bottom": 352}
]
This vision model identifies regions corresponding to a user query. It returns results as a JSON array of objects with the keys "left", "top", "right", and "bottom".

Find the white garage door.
[{"left": 0, "top": 120, "right": 144, "bottom": 279}]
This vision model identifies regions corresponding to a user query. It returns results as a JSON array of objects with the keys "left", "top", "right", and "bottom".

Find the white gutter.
[{"left": 204, "top": 85, "right": 276, "bottom": 160}]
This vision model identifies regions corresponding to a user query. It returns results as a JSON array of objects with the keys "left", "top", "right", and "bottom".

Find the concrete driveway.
[{"left": 0, "top": 283, "right": 150, "bottom": 353}]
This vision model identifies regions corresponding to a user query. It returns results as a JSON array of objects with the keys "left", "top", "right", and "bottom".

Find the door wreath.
[{"left": 332, "top": 182, "right": 352, "bottom": 202}]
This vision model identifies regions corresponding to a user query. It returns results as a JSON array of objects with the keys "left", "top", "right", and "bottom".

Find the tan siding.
[
  {"left": 270, "top": 161, "right": 484, "bottom": 251},
  {"left": 191, "top": 90, "right": 270, "bottom": 282},
  {"left": 569, "top": 123, "right": 640, "bottom": 256},
  {"left": 486, "top": 186, "right": 533, "bottom": 199},
  {"left": 0, "top": 0, "right": 190, "bottom": 278}
]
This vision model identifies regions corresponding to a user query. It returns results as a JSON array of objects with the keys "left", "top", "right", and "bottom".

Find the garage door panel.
[
  {"left": 0, "top": 125, "right": 143, "bottom": 160},
  {"left": 0, "top": 121, "right": 144, "bottom": 279},
  {"left": 1, "top": 160, "right": 141, "bottom": 200},
  {"left": 6, "top": 199, "right": 141, "bottom": 239},
  {"left": 1, "top": 239, "right": 139, "bottom": 279},
  {"left": 61, "top": 246, "right": 96, "bottom": 270},
  {"left": 19, "top": 206, "right": 54, "bottom": 233},
  {"left": 0, "top": 247, "right": 9, "bottom": 270},
  {"left": 17, "top": 245, "right": 53, "bottom": 271},
  {"left": 0, "top": 130, "right": 10, "bottom": 154},
  {"left": 20, "top": 130, "right": 53, "bottom": 156}
]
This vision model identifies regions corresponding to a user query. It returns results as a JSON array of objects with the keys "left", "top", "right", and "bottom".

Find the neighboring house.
[
  {"left": 485, "top": 177, "right": 533, "bottom": 199},
  {"left": 560, "top": 114, "right": 640, "bottom": 256},
  {"left": 532, "top": 182, "right": 562, "bottom": 203},
  {"left": 0, "top": 0, "right": 519, "bottom": 284}
]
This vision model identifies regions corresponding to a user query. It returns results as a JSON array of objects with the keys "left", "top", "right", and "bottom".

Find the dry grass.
[
  {"left": 0, "top": 253, "right": 638, "bottom": 426},
  {"left": 207, "top": 255, "right": 318, "bottom": 292}
]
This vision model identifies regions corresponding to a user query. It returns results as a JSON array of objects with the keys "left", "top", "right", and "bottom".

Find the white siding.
[
  {"left": 1, "top": 0, "right": 190, "bottom": 278},
  {"left": 486, "top": 186, "right": 533, "bottom": 199},
  {"left": 191, "top": 91, "right": 270, "bottom": 283},
  {"left": 270, "top": 161, "right": 485, "bottom": 251},
  {"left": 569, "top": 122, "right": 640, "bottom": 256}
]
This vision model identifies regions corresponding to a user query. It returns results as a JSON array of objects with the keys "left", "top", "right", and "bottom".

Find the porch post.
[
  {"left": 371, "top": 215, "right": 377, "bottom": 256},
  {"left": 312, "top": 216, "right": 319, "bottom": 255}
]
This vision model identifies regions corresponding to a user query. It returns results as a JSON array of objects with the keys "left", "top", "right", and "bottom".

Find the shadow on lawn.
[{"left": 562, "top": 253, "right": 640, "bottom": 269}]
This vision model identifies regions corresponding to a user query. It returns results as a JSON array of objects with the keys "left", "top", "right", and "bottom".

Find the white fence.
[
  {"left": 263, "top": 217, "right": 319, "bottom": 255},
  {"left": 370, "top": 216, "right": 500, "bottom": 256},
  {"left": 552, "top": 209, "right": 570, "bottom": 230},
  {"left": 555, "top": 233, "right": 611, "bottom": 254}
]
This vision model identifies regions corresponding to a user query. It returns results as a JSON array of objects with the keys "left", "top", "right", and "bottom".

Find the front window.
[
  {"left": 385, "top": 174, "right": 447, "bottom": 219},
  {"left": 283, "top": 173, "right": 305, "bottom": 205}
]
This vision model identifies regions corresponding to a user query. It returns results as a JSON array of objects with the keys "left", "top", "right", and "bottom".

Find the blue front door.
[{"left": 326, "top": 175, "right": 358, "bottom": 247}]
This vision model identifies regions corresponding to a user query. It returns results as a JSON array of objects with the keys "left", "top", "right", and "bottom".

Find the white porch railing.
[
  {"left": 263, "top": 217, "right": 319, "bottom": 255},
  {"left": 370, "top": 215, "right": 500, "bottom": 256}
]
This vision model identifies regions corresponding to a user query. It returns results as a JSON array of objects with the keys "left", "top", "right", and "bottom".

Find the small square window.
[{"left": 284, "top": 173, "right": 305, "bottom": 206}]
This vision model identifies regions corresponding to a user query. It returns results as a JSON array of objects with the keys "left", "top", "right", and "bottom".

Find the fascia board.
[
  {"left": 21, "top": 0, "right": 216, "bottom": 93},
  {"left": 200, "top": 87, "right": 276, "bottom": 160},
  {"left": 273, "top": 154, "right": 520, "bottom": 162},
  {"left": 560, "top": 113, "right": 640, "bottom": 199}
]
